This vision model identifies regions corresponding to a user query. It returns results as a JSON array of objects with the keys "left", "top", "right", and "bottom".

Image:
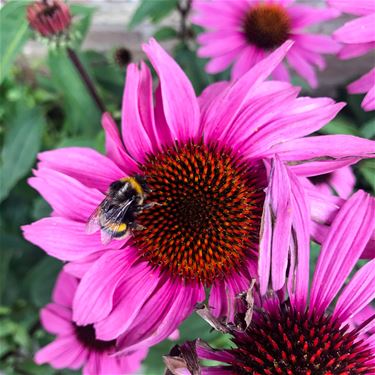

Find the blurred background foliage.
[{"left": 0, "top": 0, "right": 374, "bottom": 374}]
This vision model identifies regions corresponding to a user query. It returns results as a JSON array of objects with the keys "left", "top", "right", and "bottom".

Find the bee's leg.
[
  {"left": 130, "top": 222, "right": 146, "bottom": 231},
  {"left": 141, "top": 201, "right": 163, "bottom": 211}
]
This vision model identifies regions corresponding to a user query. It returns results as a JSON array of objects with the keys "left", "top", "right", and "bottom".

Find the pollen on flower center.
[
  {"left": 243, "top": 4, "right": 291, "bottom": 50},
  {"left": 133, "top": 141, "right": 265, "bottom": 286},
  {"left": 74, "top": 324, "right": 116, "bottom": 352},
  {"left": 231, "top": 303, "right": 374, "bottom": 374}
]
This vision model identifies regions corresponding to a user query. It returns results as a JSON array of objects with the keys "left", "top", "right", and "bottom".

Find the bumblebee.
[{"left": 87, "top": 175, "right": 149, "bottom": 244}]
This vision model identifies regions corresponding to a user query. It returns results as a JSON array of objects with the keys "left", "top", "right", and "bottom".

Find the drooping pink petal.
[
  {"left": 310, "top": 190, "right": 375, "bottom": 315},
  {"left": 29, "top": 168, "right": 103, "bottom": 222},
  {"left": 333, "top": 259, "right": 375, "bottom": 324},
  {"left": 35, "top": 336, "right": 85, "bottom": 369},
  {"left": 328, "top": 0, "right": 375, "bottom": 15},
  {"left": 259, "top": 157, "right": 292, "bottom": 294},
  {"left": 101, "top": 113, "right": 138, "bottom": 172},
  {"left": 52, "top": 270, "right": 79, "bottom": 307},
  {"left": 40, "top": 304, "right": 73, "bottom": 335},
  {"left": 72, "top": 249, "right": 137, "bottom": 325},
  {"left": 121, "top": 64, "right": 153, "bottom": 163},
  {"left": 362, "top": 85, "right": 375, "bottom": 111},
  {"left": 94, "top": 261, "right": 161, "bottom": 340},
  {"left": 287, "top": 47, "right": 318, "bottom": 87},
  {"left": 348, "top": 68, "right": 375, "bottom": 94},
  {"left": 117, "top": 279, "right": 204, "bottom": 353},
  {"left": 142, "top": 38, "right": 200, "bottom": 143},
  {"left": 37, "top": 148, "right": 127, "bottom": 192},
  {"left": 119, "top": 347, "right": 148, "bottom": 374},
  {"left": 272, "top": 61, "right": 290, "bottom": 82},
  {"left": 203, "top": 41, "right": 294, "bottom": 143},
  {"left": 231, "top": 45, "right": 264, "bottom": 80},
  {"left": 287, "top": 170, "right": 310, "bottom": 312},
  {"left": 205, "top": 49, "right": 242, "bottom": 74},
  {"left": 329, "top": 166, "right": 356, "bottom": 199},
  {"left": 197, "top": 33, "right": 246, "bottom": 58},
  {"left": 22, "top": 218, "right": 124, "bottom": 261},
  {"left": 334, "top": 14, "right": 375, "bottom": 44}
]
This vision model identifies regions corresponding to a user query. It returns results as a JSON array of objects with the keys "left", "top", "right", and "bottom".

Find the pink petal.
[
  {"left": 63, "top": 251, "right": 106, "bottom": 279},
  {"left": 272, "top": 62, "right": 290, "bottom": 82},
  {"left": 310, "top": 190, "right": 375, "bottom": 315},
  {"left": 35, "top": 336, "right": 85, "bottom": 370},
  {"left": 328, "top": 0, "right": 375, "bottom": 16},
  {"left": 94, "top": 261, "right": 161, "bottom": 340},
  {"left": 348, "top": 68, "right": 375, "bottom": 93},
  {"left": 209, "top": 273, "right": 250, "bottom": 322},
  {"left": 119, "top": 347, "right": 148, "bottom": 374},
  {"left": 242, "top": 98, "right": 344, "bottom": 158},
  {"left": 37, "top": 148, "right": 127, "bottom": 192},
  {"left": 29, "top": 168, "right": 103, "bottom": 222},
  {"left": 259, "top": 157, "right": 292, "bottom": 294},
  {"left": 287, "top": 47, "right": 318, "bottom": 88},
  {"left": 288, "top": 5, "right": 340, "bottom": 29},
  {"left": 197, "top": 33, "right": 246, "bottom": 58},
  {"left": 22, "top": 218, "right": 123, "bottom": 261},
  {"left": 52, "top": 270, "right": 79, "bottom": 307},
  {"left": 121, "top": 63, "right": 153, "bottom": 163},
  {"left": 329, "top": 166, "right": 355, "bottom": 199},
  {"left": 117, "top": 279, "right": 204, "bottom": 353},
  {"left": 231, "top": 45, "right": 264, "bottom": 81},
  {"left": 203, "top": 40, "right": 294, "bottom": 143},
  {"left": 268, "top": 135, "right": 375, "bottom": 161},
  {"left": 287, "top": 171, "right": 310, "bottom": 311},
  {"left": 72, "top": 249, "right": 137, "bottom": 325},
  {"left": 101, "top": 113, "right": 138, "bottom": 172},
  {"left": 143, "top": 38, "right": 200, "bottom": 143},
  {"left": 96, "top": 354, "right": 125, "bottom": 375},
  {"left": 333, "top": 259, "right": 375, "bottom": 324},
  {"left": 293, "top": 33, "right": 341, "bottom": 54},
  {"left": 334, "top": 14, "right": 375, "bottom": 44},
  {"left": 40, "top": 304, "right": 73, "bottom": 335},
  {"left": 362, "top": 85, "right": 375, "bottom": 111},
  {"left": 205, "top": 49, "right": 241, "bottom": 74},
  {"left": 338, "top": 42, "right": 375, "bottom": 59}
]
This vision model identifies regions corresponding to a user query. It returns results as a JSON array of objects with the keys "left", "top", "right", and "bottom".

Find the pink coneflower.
[
  {"left": 192, "top": 0, "right": 340, "bottom": 87},
  {"left": 165, "top": 190, "right": 375, "bottom": 374},
  {"left": 329, "top": 0, "right": 375, "bottom": 111},
  {"left": 35, "top": 271, "right": 147, "bottom": 374},
  {"left": 22, "top": 39, "right": 374, "bottom": 353},
  {"left": 27, "top": 0, "right": 71, "bottom": 38}
]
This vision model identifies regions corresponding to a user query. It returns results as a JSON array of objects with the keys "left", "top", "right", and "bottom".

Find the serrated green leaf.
[
  {"left": 129, "top": 0, "right": 178, "bottom": 28},
  {"left": 0, "top": 105, "right": 45, "bottom": 202},
  {"left": 154, "top": 26, "right": 178, "bottom": 41},
  {"left": 0, "top": 1, "right": 31, "bottom": 83}
]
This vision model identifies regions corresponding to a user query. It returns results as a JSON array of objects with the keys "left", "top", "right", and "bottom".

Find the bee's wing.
[{"left": 86, "top": 202, "right": 104, "bottom": 234}]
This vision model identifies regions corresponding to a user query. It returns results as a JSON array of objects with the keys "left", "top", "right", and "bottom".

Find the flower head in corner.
[
  {"left": 192, "top": 0, "right": 340, "bottom": 87},
  {"left": 22, "top": 39, "right": 375, "bottom": 354},
  {"left": 329, "top": 0, "right": 375, "bottom": 111},
  {"left": 35, "top": 271, "right": 147, "bottom": 375},
  {"left": 165, "top": 191, "right": 375, "bottom": 375}
]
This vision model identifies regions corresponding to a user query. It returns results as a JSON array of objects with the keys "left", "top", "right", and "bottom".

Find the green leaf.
[
  {"left": 361, "top": 118, "right": 375, "bottom": 139},
  {"left": 358, "top": 159, "right": 375, "bottom": 194},
  {"left": 320, "top": 116, "right": 360, "bottom": 136},
  {"left": 70, "top": 4, "right": 96, "bottom": 47},
  {"left": 154, "top": 26, "right": 178, "bottom": 41},
  {"left": 23, "top": 256, "right": 62, "bottom": 308},
  {"left": 48, "top": 50, "right": 101, "bottom": 136},
  {"left": 0, "top": 1, "right": 31, "bottom": 84},
  {"left": 129, "top": 0, "right": 178, "bottom": 28},
  {"left": 0, "top": 105, "right": 45, "bottom": 202}
]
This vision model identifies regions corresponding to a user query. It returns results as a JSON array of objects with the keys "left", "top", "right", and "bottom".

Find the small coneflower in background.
[
  {"left": 22, "top": 39, "right": 375, "bottom": 356},
  {"left": 329, "top": 0, "right": 375, "bottom": 111},
  {"left": 165, "top": 190, "right": 375, "bottom": 375},
  {"left": 27, "top": 0, "right": 71, "bottom": 40},
  {"left": 192, "top": 0, "right": 340, "bottom": 87},
  {"left": 35, "top": 271, "right": 147, "bottom": 374}
]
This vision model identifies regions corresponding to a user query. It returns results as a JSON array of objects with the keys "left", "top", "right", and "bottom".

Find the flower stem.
[{"left": 66, "top": 47, "right": 106, "bottom": 113}]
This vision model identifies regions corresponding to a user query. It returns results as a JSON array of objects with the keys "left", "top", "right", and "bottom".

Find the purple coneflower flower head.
[
  {"left": 22, "top": 39, "right": 374, "bottom": 354},
  {"left": 35, "top": 271, "right": 147, "bottom": 374},
  {"left": 27, "top": 0, "right": 71, "bottom": 39},
  {"left": 329, "top": 0, "right": 375, "bottom": 111},
  {"left": 165, "top": 190, "right": 375, "bottom": 375},
  {"left": 192, "top": 0, "right": 340, "bottom": 87}
]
